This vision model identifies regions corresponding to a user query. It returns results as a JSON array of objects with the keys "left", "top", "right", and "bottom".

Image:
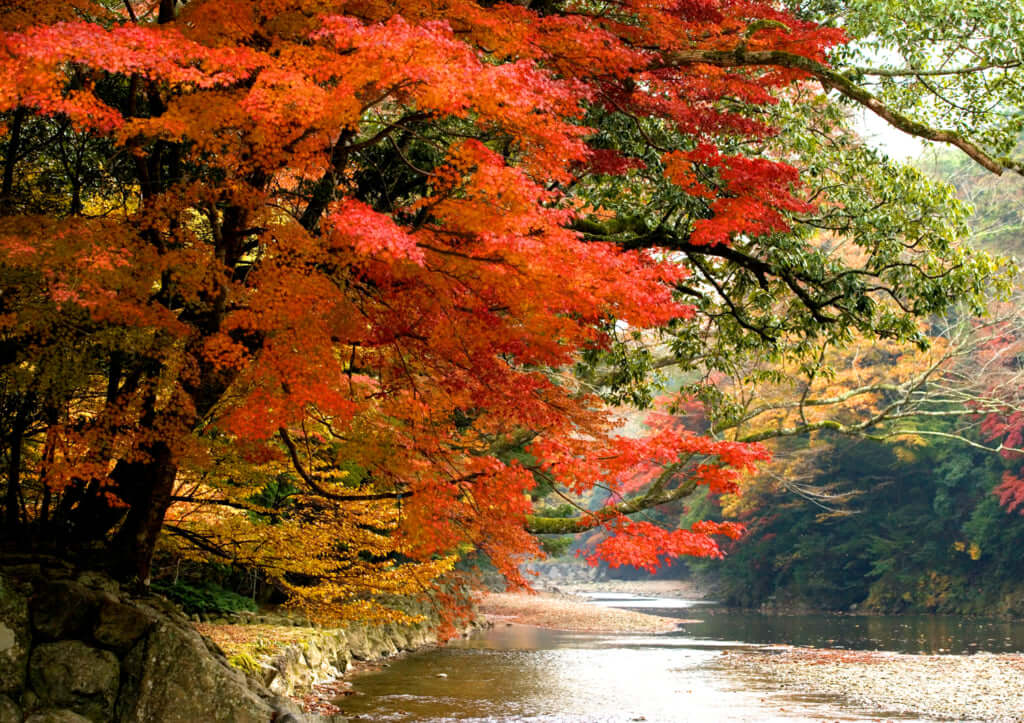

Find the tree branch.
[
  {"left": 664, "top": 48, "right": 1023, "bottom": 176},
  {"left": 278, "top": 427, "right": 411, "bottom": 502}
]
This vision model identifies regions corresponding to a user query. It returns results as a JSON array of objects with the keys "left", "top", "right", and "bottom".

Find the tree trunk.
[
  {"left": 110, "top": 442, "right": 177, "bottom": 584},
  {"left": 3, "top": 404, "right": 28, "bottom": 536},
  {"left": 1, "top": 106, "right": 26, "bottom": 210}
]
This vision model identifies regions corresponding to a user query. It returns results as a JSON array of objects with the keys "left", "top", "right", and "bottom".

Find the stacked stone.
[
  {"left": 0, "top": 559, "right": 312, "bottom": 723},
  {"left": 258, "top": 617, "right": 444, "bottom": 697}
]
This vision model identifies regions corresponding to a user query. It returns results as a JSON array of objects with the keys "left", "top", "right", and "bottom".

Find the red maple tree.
[{"left": 0, "top": 0, "right": 998, "bottom": 615}]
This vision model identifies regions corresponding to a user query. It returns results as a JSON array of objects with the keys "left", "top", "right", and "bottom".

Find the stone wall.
[
  {"left": 0, "top": 558, "right": 478, "bottom": 723},
  {"left": 0, "top": 559, "right": 326, "bottom": 723},
  {"left": 256, "top": 615, "right": 446, "bottom": 698}
]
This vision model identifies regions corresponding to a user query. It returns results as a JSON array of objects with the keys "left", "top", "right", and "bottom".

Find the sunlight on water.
[
  {"left": 340, "top": 625, "right": 921, "bottom": 722},
  {"left": 339, "top": 594, "right": 1024, "bottom": 722}
]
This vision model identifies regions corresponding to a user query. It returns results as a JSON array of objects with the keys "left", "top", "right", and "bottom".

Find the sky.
[{"left": 855, "top": 107, "right": 927, "bottom": 162}]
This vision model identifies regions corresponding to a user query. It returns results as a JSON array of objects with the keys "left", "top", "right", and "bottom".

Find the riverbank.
[
  {"left": 721, "top": 647, "right": 1024, "bottom": 722},
  {"left": 197, "top": 610, "right": 467, "bottom": 717},
  {"left": 475, "top": 578, "right": 707, "bottom": 633},
  {"left": 189, "top": 581, "right": 1024, "bottom": 721},
  {"left": 479, "top": 590, "right": 681, "bottom": 633}
]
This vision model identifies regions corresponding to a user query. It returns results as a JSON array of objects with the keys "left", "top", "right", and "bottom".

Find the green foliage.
[
  {"left": 920, "top": 143, "right": 1024, "bottom": 256},
  {"left": 538, "top": 535, "right": 575, "bottom": 557},
  {"left": 694, "top": 433, "right": 1024, "bottom": 616},
  {"left": 532, "top": 503, "right": 576, "bottom": 518},
  {"left": 793, "top": 0, "right": 1024, "bottom": 162},
  {"left": 152, "top": 580, "right": 258, "bottom": 615},
  {"left": 571, "top": 88, "right": 1014, "bottom": 416}
]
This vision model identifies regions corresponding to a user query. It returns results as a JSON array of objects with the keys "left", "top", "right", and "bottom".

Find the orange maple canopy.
[{"left": 0, "top": 0, "right": 857, "bottom": 619}]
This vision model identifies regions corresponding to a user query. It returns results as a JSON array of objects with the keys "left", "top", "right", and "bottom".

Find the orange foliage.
[{"left": 0, "top": 0, "right": 845, "bottom": 617}]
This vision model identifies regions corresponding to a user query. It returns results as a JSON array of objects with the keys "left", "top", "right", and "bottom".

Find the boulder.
[
  {"left": 302, "top": 639, "right": 323, "bottom": 669},
  {"left": 389, "top": 624, "right": 415, "bottom": 651},
  {"left": 320, "top": 632, "right": 349, "bottom": 674},
  {"left": 0, "top": 576, "right": 30, "bottom": 695},
  {"left": 367, "top": 627, "right": 397, "bottom": 659},
  {"left": 92, "top": 600, "right": 156, "bottom": 653},
  {"left": 29, "top": 582, "right": 100, "bottom": 642},
  {"left": 27, "top": 641, "right": 119, "bottom": 722},
  {"left": 73, "top": 573, "right": 119, "bottom": 596},
  {"left": 0, "top": 694, "right": 21, "bottom": 723},
  {"left": 263, "top": 646, "right": 311, "bottom": 697},
  {"left": 117, "top": 621, "right": 275, "bottom": 723},
  {"left": 404, "top": 623, "right": 435, "bottom": 651},
  {"left": 323, "top": 631, "right": 351, "bottom": 674},
  {"left": 23, "top": 711, "right": 91, "bottom": 723}
]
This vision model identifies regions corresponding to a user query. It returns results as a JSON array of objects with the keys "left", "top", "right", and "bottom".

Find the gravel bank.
[
  {"left": 478, "top": 591, "right": 680, "bottom": 633},
  {"left": 720, "top": 647, "right": 1024, "bottom": 722}
]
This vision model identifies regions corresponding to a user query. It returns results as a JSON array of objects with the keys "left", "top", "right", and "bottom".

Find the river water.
[{"left": 336, "top": 592, "right": 1024, "bottom": 722}]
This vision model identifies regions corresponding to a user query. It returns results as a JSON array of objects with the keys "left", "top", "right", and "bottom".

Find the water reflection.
[
  {"left": 666, "top": 608, "right": 1024, "bottom": 655},
  {"left": 339, "top": 597, "right": 1024, "bottom": 721},
  {"left": 341, "top": 625, "right": 920, "bottom": 721},
  {"left": 582, "top": 593, "right": 1024, "bottom": 654}
]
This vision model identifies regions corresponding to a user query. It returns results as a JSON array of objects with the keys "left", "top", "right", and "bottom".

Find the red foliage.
[
  {"left": 1, "top": 0, "right": 842, "bottom": 592},
  {"left": 584, "top": 518, "right": 746, "bottom": 574}
]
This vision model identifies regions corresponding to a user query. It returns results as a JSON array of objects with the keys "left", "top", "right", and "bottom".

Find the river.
[{"left": 335, "top": 592, "right": 1024, "bottom": 722}]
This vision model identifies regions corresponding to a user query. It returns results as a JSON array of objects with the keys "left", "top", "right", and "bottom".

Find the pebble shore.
[
  {"left": 720, "top": 647, "right": 1024, "bottom": 722},
  {"left": 478, "top": 590, "right": 680, "bottom": 633}
]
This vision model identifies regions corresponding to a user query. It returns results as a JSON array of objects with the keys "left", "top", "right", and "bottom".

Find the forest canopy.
[{"left": 1, "top": 0, "right": 1021, "bottom": 621}]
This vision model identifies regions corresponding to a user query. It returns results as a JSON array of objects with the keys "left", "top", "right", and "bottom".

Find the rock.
[
  {"left": 324, "top": 632, "right": 350, "bottom": 673},
  {"left": 325, "top": 632, "right": 352, "bottom": 674},
  {"left": 73, "top": 573, "right": 119, "bottom": 596},
  {"left": 27, "top": 641, "right": 119, "bottom": 722},
  {"left": 303, "top": 639, "right": 324, "bottom": 669},
  {"left": 23, "top": 711, "right": 91, "bottom": 723},
  {"left": 118, "top": 622, "right": 275, "bottom": 723},
  {"left": 29, "top": 582, "right": 99, "bottom": 642},
  {"left": 383, "top": 624, "right": 409, "bottom": 651},
  {"left": 264, "top": 647, "right": 311, "bottom": 697},
  {"left": 269, "top": 698, "right": 306, "bottom": 720},
  {"left": 368, "top": 627, "right": 397, "bottom": 659},
  {"left": 0, "top": 575, "right": 30, "bottom": 695},
  {"left": 0, "top": 694, "right": 21, "bottom": 723},
  {"left": 92, "top": 600, "right": 156, "bottom": 653},
  {"left": 344, "top": 625, "right": 371, "bottom": 660},
  {"left": 136, "top": 595, "right": 189, "bottom": 625}
]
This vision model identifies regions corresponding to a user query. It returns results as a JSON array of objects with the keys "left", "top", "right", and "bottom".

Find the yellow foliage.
[
  {"left": 162, "top": 443, "right": 459, "bottom": 624},
  {"left": 953, "top": 541, "right": 982, "bottom": 560},
  {"left": 893, "top": 446, "right": 918, "bottom": 464}
]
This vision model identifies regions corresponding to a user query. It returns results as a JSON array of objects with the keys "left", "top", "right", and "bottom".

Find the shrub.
[{"left": 152, "top": 580, "right": 258, "bottom": 615}]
